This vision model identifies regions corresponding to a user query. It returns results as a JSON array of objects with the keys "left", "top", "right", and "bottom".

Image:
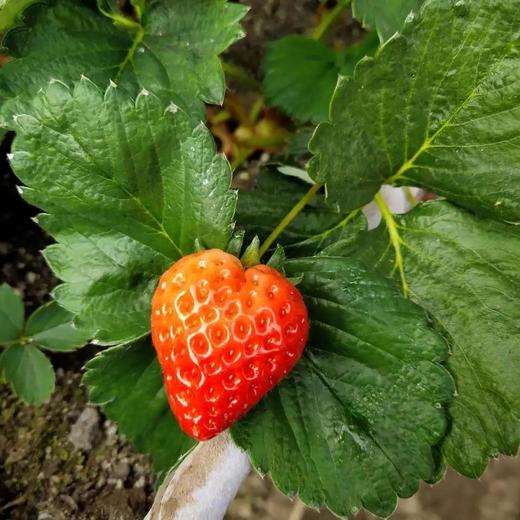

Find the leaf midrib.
[
  {"left": 387, "top": 41, "right": 514, "bottom": 185},
  {"left": 31, "top": 116, "right": 183, "bottom": 259}
]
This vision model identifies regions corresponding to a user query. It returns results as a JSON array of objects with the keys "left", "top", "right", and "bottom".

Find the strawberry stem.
[
  {"left": 311, "top": 0, "right": 352, "bottom": 41},
  {"left": 258, "top": 182, "right": 323, "bottom": 258}
]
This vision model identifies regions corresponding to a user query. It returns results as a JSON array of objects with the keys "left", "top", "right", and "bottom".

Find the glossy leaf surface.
[
  {"left": 233, "top": 256, "right": 453, "bottom": 517},
  {"left": 310, "top": 0, "right": 520, "bottom": 221},
  {"left": 10, "top": 79, "right": 235, "bottom": 344}
]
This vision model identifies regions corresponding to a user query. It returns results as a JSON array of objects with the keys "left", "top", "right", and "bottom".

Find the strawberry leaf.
[
  {"left": 9, "top": 79, "right": 236, "bottom": 344},
  {"left": 339, "top": 201, "right": 520, "bottom": 478},
  {"left": 263, "top": 36, "right": 340, "bottom": 123},
  {"left": 232, "top": 256, "right": 453, "bottom": 518},
  {"left": 0, "top": 343, "right": 55, "bottom": 405},
  {"left": 352, "top": 0, "right": 423, "bottom": 41},
  {"left": 310, "top": 0, "right": 520, "bottom": 221},
  {"left": 83, "top": 338, "right": 196, "bottom": 476},
  {"left": 263, "top": 34, "right": 379, "bottom": 123},
  {"left": 236, "top": 168, "right": 366, "bottom": 256},
  {"left": 0, "top": 283, "right": 24, "bottom": 343},
  {"left": 0, "top": 0, "right": 247, "bottom": 121},
  {"left": 25, "top": 301, "right": 90, "bottom": 352}
]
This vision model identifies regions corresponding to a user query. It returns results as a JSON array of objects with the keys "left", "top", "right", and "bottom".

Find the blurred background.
[{"left": 1, "top": 1, "right": 519, "bottom": 519}]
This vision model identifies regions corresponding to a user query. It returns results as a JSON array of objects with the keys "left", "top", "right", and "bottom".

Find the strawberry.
[{"left": 151, "top": 249, "right": 309, "bottom": 441}]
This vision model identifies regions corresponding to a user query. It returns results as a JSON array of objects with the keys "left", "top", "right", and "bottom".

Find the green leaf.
[
  {"left": 263, "top": 36, "right": 342, "bottom": 123},
  {"left": 84, "top": 338, "right": 196, "bottom": 475},
  {"left": 25, "top": 301, "right": 90, "bottom": 351},
  {"left": 263, "top": 34, "right": 378, "bottom": 123},
  {"left": 336, "top": 32, "right": 380, "bottom": 76},
  {"left": 232, "top": 256, "right": 453, "bottom": 517},
  {"left": 352, "top": 0, "right": 423, "bottom": 41},
  {"left": 0, "top": 344, "right": 55, "bottom": 404},
  {"left": 9, "top": 78, "right": 236, "bottom": 344},
  {"left": 341, "top": 200, "right": 520, "bottom": 478},
  {"left": 0, "top": 0, "right": 247, "bottom": 122},
  {"left": 236, "top": 168, "right": 366, "bottom": 256},
  {"left": 310, "top": 0, "right": 520, "bottom": 221},
  {"left": 0, "top": 284, "right": 24, "bottom": 343},
  {"left": 0, "top": 0, "right": 39, "bottom": 31}
]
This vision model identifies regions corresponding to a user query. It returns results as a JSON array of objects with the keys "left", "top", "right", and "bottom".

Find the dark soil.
[
  {"left": 0, "top": 373, "right": 154, "bottom": 520},
  {"left": 1, "top": 1, "right": 519, "bottom": 519}
]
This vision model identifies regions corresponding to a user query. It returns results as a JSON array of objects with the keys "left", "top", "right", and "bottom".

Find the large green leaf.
[
  {"left": 0, "top": 343, "right": 55, "bottom": 404},
  {"left": 232, "top": 256, "right": 453, "bottom": 517},
  {"left": 310, "top": 0, "right": 520, "bottom": 221},
  {"left": 0, "top": 284, "right": 24, "bottom": 343},
  {"left": 83, "top": 338, "right": 196, "bottom": 475},
  {"left": 352, "top": 0, "right": 423, "bottom": 41},
  {"left": 236, "top": 168, "right": 366, "bottom": 256},
  {"left": 340, "top": 200, "right": 520, "bottom": 477},
  {"left": 9, "top": 78, "right": 236, "bottom": 344},
  {"left": 0, "top": 0, "right": 39, "bottom": 31},
  {"left": 262, "top": 34, "right": 378, "bottom": 123},
  {"left": 25, "top": 301, "right": 90, "bottom": 351},
  {"left": 0, "top": 0, "right": 247, "bottom": 121}
]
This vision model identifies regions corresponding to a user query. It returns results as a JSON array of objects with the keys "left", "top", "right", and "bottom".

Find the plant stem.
[
  {"left": 249, "top": 96, "right": 265, "bottom": 123},
  {"left": 222, "top": 61, "right": 262, "bottom": 91},
  {"left": 116, "top": 25, "right": 145, "bottom": 82},
  {"left": 311, "top": 0, "right": 352, "bottom": 41},
  {"left": 211, "top": 110, "right": 232, "bottom": 124},
  {"left": 404, "top": 186, "right": 418, "bottom": 206},
  {"left": 374, "top": 193, "right": 409, "bottom": 297},
  {"left": 230, "top": 148, "right": 253, "bottom": 171},
  {"left": 258, "top": 183, "right": 323, "bottom": 258},
  {"left": 0, "top": 337, "right": 27, "bottom": 348}
]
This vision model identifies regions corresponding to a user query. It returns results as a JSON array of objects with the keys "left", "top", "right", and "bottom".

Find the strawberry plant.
[
  {"left": 0, "top": 0, "right": 519, "bottom": 517},
  {"left": 0, "top": 284, "right": 90, "bottom": 404}
]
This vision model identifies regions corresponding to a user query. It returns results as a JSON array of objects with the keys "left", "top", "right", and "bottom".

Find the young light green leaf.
[
  {"left": 263, "top": 34, "right": 378, "bottom": 123},
  {"left": 310, "top": 0, "right": 520, "bottom": 221},
  {"left": 10, "top": 79, "right": 236, "bottom": 344},
  {"left": 236, "top": 168, "right": 366, "bottom": 256},
  {"left": 0, "top": 0, "right": 39, "bottom": 31},
  {"left": 0, "top": 284, "right": 24, "bottom": 343},
  {"left": 25, "top": 301, "right": 90, "bottom": 351},
  {"left": 352, "top": 0, "right": 423, "bottom": 41},
  {"left": 0, "top": 0, "right": 247, "bottom": 122},
  {"left": 0, "top": 344, "right": 55, "bottom": 405},
  {"left": 83, "top": 338, "right": 196, "bottom": 475},
  {"left": 232, "top": 256, "right": 453, "bottom": 518},
  {"left": 341, "top": 201, "right": 520, "bottom": 478}
]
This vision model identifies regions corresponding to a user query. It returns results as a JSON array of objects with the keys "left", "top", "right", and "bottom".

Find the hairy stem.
[
  {"left": 311, "top": 0, "right": 352, "bottom": 41},
  {"left": 374, "top": 192, "right": 409, "bottom": 296},
  {"left": 258, "top": 183, "right": 323, "bottom": 258}
]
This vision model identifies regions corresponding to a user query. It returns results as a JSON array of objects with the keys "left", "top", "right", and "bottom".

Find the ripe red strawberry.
[{"left": 151, "top": 249, "right": 309, "bottom": 441}]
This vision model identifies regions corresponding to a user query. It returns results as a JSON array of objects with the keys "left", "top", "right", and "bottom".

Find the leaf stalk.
[
  {"left": 311, "top": 0, "right": 352, "bottom": 41},
  {"left": 374, "top": 192, "right": 409, "bottom": 296},
  {"left": 258, "top": 182, "right": 323, "bottom": 258}
]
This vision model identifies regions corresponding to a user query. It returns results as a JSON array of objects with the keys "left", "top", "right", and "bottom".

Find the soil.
[{"left": 1, "top": 1, "right": 519, "bottom": 519}]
